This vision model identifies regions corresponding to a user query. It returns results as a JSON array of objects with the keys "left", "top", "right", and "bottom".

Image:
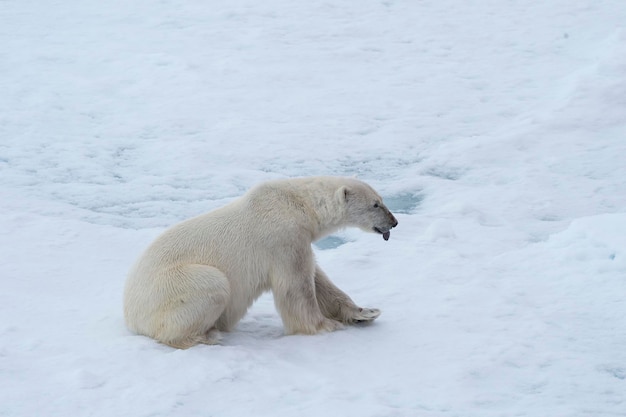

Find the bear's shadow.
[
  {"left": 226, "top": 313, "right": 285, "bottom": 344},
  {"left": 224, "top": 312, "right": 378, "bottom": 346}
]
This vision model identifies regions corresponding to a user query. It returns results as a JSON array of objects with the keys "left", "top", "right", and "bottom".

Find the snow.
[{"left": 1, "top": 0, "right": 625, "bottom": 416}]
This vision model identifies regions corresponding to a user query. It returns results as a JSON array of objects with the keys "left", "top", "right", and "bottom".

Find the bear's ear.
[{"left": 335, "top": 186, "right": 350, "bottom": 203}]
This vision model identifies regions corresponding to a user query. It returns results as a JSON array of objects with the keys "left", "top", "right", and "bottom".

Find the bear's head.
[{"left": 336, "top": 181, "right": 398, "bottom": 241}]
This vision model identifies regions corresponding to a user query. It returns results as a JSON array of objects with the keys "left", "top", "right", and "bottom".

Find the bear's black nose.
[{"left": 391, "top": 217, "right": 398, "bottom": 228}]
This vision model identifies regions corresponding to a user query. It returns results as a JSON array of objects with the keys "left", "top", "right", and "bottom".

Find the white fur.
[{"left": 123, "top": 176, "right": 398, "bottom": 348}]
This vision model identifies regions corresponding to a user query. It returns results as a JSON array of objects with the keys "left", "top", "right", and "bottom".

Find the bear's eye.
[{"left": 373, "top": 202, "right": 379, "bottom": 208}]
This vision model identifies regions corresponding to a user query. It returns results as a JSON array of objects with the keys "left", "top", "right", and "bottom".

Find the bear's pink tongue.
[{"left": 383, "top": 231, "right": 390, "bottom": 241}]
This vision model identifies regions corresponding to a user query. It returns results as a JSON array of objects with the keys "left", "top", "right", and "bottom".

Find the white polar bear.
[{"left": 123, "top": 176, "right": 398, "bottom": 349}]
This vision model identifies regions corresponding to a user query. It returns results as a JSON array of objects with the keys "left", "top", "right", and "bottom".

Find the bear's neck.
[
  {"left": 303, "top": 184, "right": 347, "bottom": 241},
  {"left": 312, "top": 207, "right": 346, "bottom": 241}
]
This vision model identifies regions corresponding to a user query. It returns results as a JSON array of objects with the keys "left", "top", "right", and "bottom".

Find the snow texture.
[{"left": 1, "top": 1, "right": 625, "bottom": 416}]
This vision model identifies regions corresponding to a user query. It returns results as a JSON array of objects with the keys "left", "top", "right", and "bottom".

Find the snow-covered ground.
[{"left": 1, "top": 1, "right": 625, "bottom": 415}]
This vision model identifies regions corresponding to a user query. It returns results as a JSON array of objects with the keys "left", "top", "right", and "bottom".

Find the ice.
[
  {"left": 314, "top": 235, "right": 350, "bottom": 250},
  {"left": 1, "top": 1, "right": 626, "bottom": 416}
]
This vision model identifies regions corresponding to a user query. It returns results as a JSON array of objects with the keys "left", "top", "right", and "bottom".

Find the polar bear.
[{"left": 124, "top": 176, "right": 398, "bottom": 348}]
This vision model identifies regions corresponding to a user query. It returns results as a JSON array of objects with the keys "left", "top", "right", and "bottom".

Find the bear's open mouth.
[{"left": 373, "top": 227, "right": 391, "bottom": 241}]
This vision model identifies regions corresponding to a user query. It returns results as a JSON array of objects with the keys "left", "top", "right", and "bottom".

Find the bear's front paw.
[{"left": 349, "top": 307, "right": 381, "bottom": 324}]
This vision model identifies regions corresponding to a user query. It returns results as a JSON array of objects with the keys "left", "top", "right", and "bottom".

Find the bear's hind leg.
[
  {"left": 165, "top": 328, "right": 223, "bottom": 349},
  {"left": 314, "top": 265, "right": 381, "bottom": 324},
  {"left": 154, "top": 265, "right": 230, "bottom": 349}
]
